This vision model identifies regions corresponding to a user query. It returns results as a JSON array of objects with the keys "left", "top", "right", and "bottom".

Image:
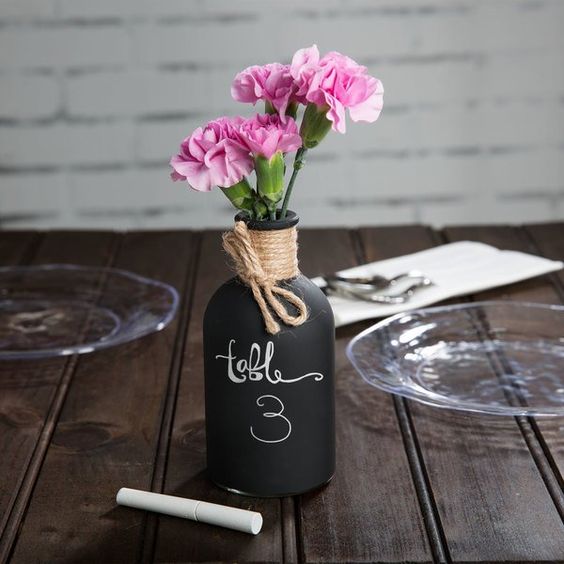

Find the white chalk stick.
[{"left": 116, "top": 487, "right": 262, "bottom": 535}]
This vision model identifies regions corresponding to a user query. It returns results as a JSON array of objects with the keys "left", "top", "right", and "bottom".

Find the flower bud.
[
  {"left": 255, "top": 152, "right": 285, "bottom": 209},
  {"left": 299, "top": 103, "right": 332, "bottom": 149}
]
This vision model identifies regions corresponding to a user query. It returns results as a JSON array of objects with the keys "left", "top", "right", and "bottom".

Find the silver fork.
[
  {"left": 321, "top": 270, "right": 428, "bottom": 292},
  {"left": 322, "top": 276, "right": 433, "bottom": 304}
]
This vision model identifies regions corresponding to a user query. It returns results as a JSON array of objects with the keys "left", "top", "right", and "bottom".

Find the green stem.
[{"left": 280, "top": 147, "right": 307, "bottom": 218}]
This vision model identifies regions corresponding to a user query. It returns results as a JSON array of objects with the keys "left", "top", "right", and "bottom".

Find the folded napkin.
[{"left": 312, "top": 241, "right": 563, "bottom": 327}]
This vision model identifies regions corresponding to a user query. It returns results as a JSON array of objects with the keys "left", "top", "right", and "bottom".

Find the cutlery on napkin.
[{"left": 311, "top": 241, "right": 563, "bottom": 327}]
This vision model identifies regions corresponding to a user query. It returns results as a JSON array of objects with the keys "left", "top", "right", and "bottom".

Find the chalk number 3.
[{"left": 250, "top": 395, "right": 292, "bottom": 444}]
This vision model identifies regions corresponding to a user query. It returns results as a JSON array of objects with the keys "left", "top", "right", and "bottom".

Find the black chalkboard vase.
[{"left": 203, "top": 211, "right": 335, "bottom": 497}]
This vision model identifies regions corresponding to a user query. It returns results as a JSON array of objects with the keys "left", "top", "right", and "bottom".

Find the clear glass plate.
[
  {"left": 346, "top": 301, "right": 564, "bottom": 417},
  {"left": 0, "top": 265, "right": 179, "bottom": 360}
]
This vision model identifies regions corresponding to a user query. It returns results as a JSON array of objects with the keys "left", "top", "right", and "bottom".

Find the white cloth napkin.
[{"left": 312, "top": 241, "right": 563, "bottom": 327}]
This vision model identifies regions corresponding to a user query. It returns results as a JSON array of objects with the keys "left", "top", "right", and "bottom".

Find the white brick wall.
[
  {"left": 0, "top": 123, "right": 134, "bottom": 166},
  {"left": 0, "top": 0, "right": 563, "bottom": 229},
  {"left": 0, "top": 75, "right": 60, "bottom": 119},
  {"left": 0, "top": 28, "right": 129, "bottom": 69}
]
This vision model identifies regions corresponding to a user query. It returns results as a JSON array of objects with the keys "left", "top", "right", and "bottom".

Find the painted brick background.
[{"left": 0, "top": 0, "right": 563, "bottom": 229}]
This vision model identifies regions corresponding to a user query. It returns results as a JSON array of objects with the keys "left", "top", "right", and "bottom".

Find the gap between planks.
[
  {"left": 0, "top": 232, "right": 123, "bottom": 563},
  {"left": 281, "top": 496, "right": 300, "bottom": 563}
]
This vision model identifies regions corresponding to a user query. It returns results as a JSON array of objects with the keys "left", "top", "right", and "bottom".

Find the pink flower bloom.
[
  {"left": 170, "top": 116, "right": 253, "bottom": 191},
  {"left": 239, "top": 114, "right": 302, "bottom": 160},
  {"left": 231, "top": 63, "right": 304, "bottom": 121},
  {"left": 291, "top": 45, "right": 384, "bottom": 134}
]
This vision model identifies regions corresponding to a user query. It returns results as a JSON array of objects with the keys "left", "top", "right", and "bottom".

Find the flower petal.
[{"left": 348, "top": 82, "right": 384, "bottom": 123}]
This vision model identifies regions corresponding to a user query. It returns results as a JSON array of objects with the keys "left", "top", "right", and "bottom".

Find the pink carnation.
[
  {"left": 231, "top": 63, "right": 304, "bottom": 121},
  {"left": 239, "top": 114, "right": 302, "bottom": 160},
  {"left": 291, "top": 44, "right": 384, "bottom": 134},
  {"left": 170, "top": 116, "right": 253, "bottom": 192}
]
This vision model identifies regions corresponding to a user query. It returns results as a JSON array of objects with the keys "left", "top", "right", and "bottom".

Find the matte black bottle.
[{"left": 203, "top": 212, "right": 335, "bottom": 497}]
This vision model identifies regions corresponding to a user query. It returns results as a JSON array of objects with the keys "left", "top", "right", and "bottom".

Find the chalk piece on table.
[{"left": 116, "top": 487, "right": 263, "bottom": 535}]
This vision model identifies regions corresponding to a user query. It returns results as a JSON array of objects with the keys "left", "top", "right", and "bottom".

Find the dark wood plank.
[
  {"left": 524, "top": 222, "right": 564, "bottom": 479},
  {"left": 137, "top": 233, "right": 201, "bottom": 564},
  {"left": 354, "top": 226, "right": 453, "bottom": 564},
  {"left": 523, "top": 222, "right": 564, "bottom": 302},
  {"left": 296, "top": 229, "right": 433, "bottom": 563},
  {"left": 153, "top": 231, "right": 287, "bottom": 564},
  {"left": 358, "top": 225, "right": 564, "bottom": 562},
  {"left": 8, "top": 232, "right": 196, "bottom": 564},
  {"left": 0, "top": 231, "right": 118, "bottom": 561},
  {"left": 3, "top": 224, "right": 562, "bottom": 563},
  {"left": 443, "top": 224, "right": 564, "bottom": 518},
  {"left": 0, "top": 231, "right": 39, "bottom": 266},
  {"left": 0, "top": 232, "right": 42, "bottom": 530}
]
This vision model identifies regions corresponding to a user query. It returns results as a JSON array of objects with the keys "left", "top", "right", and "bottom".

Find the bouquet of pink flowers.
[{"left": 170, "top": 45, "right": 384, "bottom": 220}]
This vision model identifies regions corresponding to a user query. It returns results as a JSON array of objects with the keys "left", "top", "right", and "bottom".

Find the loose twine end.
[{"left": 222, "top": 221, "right": 308, "bottom": 335}]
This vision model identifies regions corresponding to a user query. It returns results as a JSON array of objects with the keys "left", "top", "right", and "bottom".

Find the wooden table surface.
[{"left": 1, "top": 223, "right": 564, "bottom": 564}]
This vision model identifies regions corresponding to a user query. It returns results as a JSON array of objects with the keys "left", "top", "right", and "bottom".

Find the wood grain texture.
[
  {"left": 2, "top": 225, "right": 564, "bottom": 563},
  {"left": 525, "top": 222, "right": 564, "bottom": 298},
  {"left": 524, "top": 222, "right": 564, "bottom": 481},
  {"left": 443, "top": 224, "right": 564, "bottom": 524},
  {"left": 354, "top": 226, "right": 452, "bottom": 563},
  {"left": 0, "top": 231, "right": 118, "bottom": 562},
  {"left": 152, "top": 231, "right": 286, "bottom": 564},
  {"left": 0, "top": 231, "right": 39, "bottom": 265},
  {"left": 296, "top": 228, "right": 433, "bottom": 563},
  {"left": 388, "top": 224, "right": 564, "bottom": 563},
  {"left": 0, "top": 232, "right": 42, "bottom": 537},
  {"left": 359, "top": 224, "right": 564, "bottom": 562},
  {"left": 8, "top": 232, "right": 196, "bottom": 564}
]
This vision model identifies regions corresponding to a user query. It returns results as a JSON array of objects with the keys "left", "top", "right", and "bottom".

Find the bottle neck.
[{"left": 247, "top": 225, "right": 299, "bottom": 281}]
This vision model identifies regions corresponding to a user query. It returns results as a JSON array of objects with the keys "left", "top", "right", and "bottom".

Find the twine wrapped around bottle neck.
[{"left": 222, "top": 221, "right": 308, "bottom": 335}]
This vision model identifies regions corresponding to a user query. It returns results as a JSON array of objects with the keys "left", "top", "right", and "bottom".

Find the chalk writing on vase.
[
  {"left": 215, "top": 339, "right": 324, "bottom": 384},
  {"left": 250, "top": 395, "right": 292, "bottom": 443},
  {"left": 215, "top": 339, "right": 325, "bottom": 444}
]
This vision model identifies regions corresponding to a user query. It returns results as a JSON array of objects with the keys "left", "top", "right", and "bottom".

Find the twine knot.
[{"left": 222, "top": 221, "right": 308, "bottom": 334}]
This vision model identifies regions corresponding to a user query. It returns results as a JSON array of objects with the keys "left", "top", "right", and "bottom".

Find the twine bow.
[{"left": 222, "top": 221, "right": 308, "bottom": 334}]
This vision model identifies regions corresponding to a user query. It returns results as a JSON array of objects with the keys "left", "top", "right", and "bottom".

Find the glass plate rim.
[
  {"left": 346, "top": 300, "right": 564, "bottom": 417},
  {"left": 0, "top": 264, "right": 180, "bottom": 360}
]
